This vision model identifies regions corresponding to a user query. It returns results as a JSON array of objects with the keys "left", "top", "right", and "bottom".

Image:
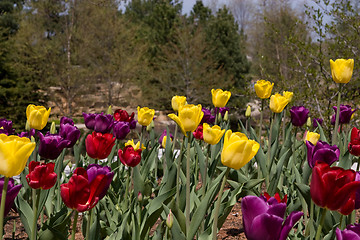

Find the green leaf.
[
  {"left": 268, "top": 149, "right": 290, "bottom": 195},
  {"left": 294, "top": 183, "right": 311, "bottom": 208},
  {"left": 16, "top": 193, "right": 33, "bottom": 236},
  {"left": 163, "top": 204, "right": 186, "bottom": 240}
]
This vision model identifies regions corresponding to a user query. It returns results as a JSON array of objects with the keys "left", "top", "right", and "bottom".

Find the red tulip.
[
  {"left": 263, "top": 192, "right": 287, "bottom": 204},
  {"left": 85, "top": 132, "right": 115, "bottom": 160},
  {"left": 26, "top": 161, "right": 57, "bottom": 190},
  {"left": 348, "top": 127, "right": 360, "bottom": 156},
  {"left": 193, "top": 125, "right": 203, "bottom": 140},
  {"left": 311, "top": 162, "right": 360, "bottom": 215},
  {"left": 118, "top": 146, "right": 142, "bottom": 167},
  {"left": 60, "top": 167, "right": 109, "bottom": 212}
]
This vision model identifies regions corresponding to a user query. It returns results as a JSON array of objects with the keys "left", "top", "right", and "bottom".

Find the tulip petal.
[
  {"left": 279, "top": 211, "right": 303, "bottom": 240},
  {"left": 168, "top": 114, "right": 186, "bottom": 135},
  {"left": 241, "top": 196, "right": 269, "bottom": 237},
  {"left": 248, "top": 213, "right": 283, "bottom": 240}
]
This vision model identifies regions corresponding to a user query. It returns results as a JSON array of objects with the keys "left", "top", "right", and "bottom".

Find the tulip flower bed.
[{"left": 1, "top": 58, "right": 360, "bottom": 240}]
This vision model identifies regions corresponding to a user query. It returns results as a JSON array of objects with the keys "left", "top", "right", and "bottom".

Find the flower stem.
[
  {"left": 332, "top": 84, "right": 342, "bottom": 145},
  {"left": 212, "top": 167, "right": 230, "bottom": 240},
  {"left": 176, "top": 137, "right": 185, "bottom": 207},
  {"left": 258, "top": 99, "right": 264, "bottom": 148},
  {"left": 31, "top": 189, "right": 40, "bottom": 240},
  {"left": 172, "top": 124, "right": 178, "bottom": 152},
  {"left": 266, "top": 113, "right": 274, "bottom": 187},
  {"left": 186, "top": 133, "right": 191, "bottom": 236},
  {"left": 71, "top": 211, "right": 78, "bottom": 240},
  {"left": 0, "top": 177, "right": 9, "bottom": 239},
  {"left": 315, "top": 208, "right": 327, "bottom": 240},
  {"left": 85, "top": 208, "right": 93, "bottom": 240}
]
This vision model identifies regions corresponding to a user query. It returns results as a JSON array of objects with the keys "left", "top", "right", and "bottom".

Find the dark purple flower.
[
  {"left": 331, "top": 105, "right": 356, "bottom": 125},
  {"left": 0, "top": 177, "right": 22, "bottom": 217},
  {"left": 59, "top": 121, "right": 80, "bottom": 148},
  {"left": 0, "top": 119, "right": 14, "bottom": 135},
  {"left": 18, "top": 129, "right": 36, "bottom": 139},
  {"left": 306, "top": 140, "right": 340, "bottom": 168},
  {"left": 60, "top": 116, "right": 75, "bottom": 126},
  {"left": 86, "top": 164, "right": 114, "bottom": 199},
  {"left": 113, "top": 121, "right": 130, "bottom": 140},
  {"left": 83, "top": 113, "right": 113, "bottom": 133},
  {"left": 336, "top": 223, "right": 360, "bottom": 240},
  {"left": 313, "top": 118, "right": 323, "bottom": 128},
  {"left": 241, "top": 195, "right": 303, "bottom": 240},
  {"left": 218, "top": 107, "right": 229, "bottom": 117},
  {"left": 38, "top": 132, "right": 71, "bottom": 160},
  {"left": 129, "top": 119, "right": 137, "bottom": 129},
  {"left": 289, "top": 106, "right": 309, "bottom": 127},
  {"left": 200, "top": 108, "right": 215, "bottom": 124},
  {"left": 158, "top": 130, "right": 174, "bottom": 147}
]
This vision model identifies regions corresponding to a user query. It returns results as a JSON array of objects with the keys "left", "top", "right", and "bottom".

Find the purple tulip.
[
  {"left": 0, "top": 119, "right": 14, "bottom": 135},
  {"left": 331, "top": 105, "right": 356, "bottom": 125},
  {"left": 129, "top": 119, "right": 137, "bottom": 129},
  {"left": 241, "top": 195, "right": 303, "bottom": 240},
  {"left": 218, "top": 107, "right": 229, "bottom": 117},
  {"left": 60, "top": 116, "right": 75, "bottom": 126},
  {"left": 83, "top": 113, "right": 113, "bottom": 133},
  {"left": 59, "top": 120, "right": 81, "bottom": 148},
  {"left": 113, "top": 121, "right": 130, "bottom": 140},
  {"left": 289, "top": 106, "right": 309, "bottom": 127},
  {"left": 200, "top": 108, "right": 215, "bottom": 125},
  {"left": 38, "top": 132, "right": 71, "bottom": 160},
  {"left": 86, "top": 164, "right": 114, "bottom": 199},
  {"left": 18, "top": 129, "right": 36, "bottom": 139},
  {"left": 313, "top": 118, "right": 323, "bottom": 128},
  {"left": 0, "top": 178, "right": 22, "bottom": 217},
  {"left": 336, "top": 223, "right": 360, "bottom": 240},
  {"left": 306, "top": 140, "right": 340, "bottom": 168},
  {"left": 158, "top": 130, "right": 174, "bottom": 147}
]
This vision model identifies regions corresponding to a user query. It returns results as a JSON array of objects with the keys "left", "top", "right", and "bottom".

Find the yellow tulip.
[
  {"left": 137, "top": 106, "right": 155, "bottom": 127},
  {"left": 26, "top": 104, "right": 51, "bottom": 130},
  {"left": 254, "top": 80, "right": 274, "bottom": 99},
  {"left": 203, "top": 123, "right": 225, "bottom": 145},
  {"left": 161, "top": 136, "right": 172, "bottom": 148},
  {"left": 283, "top": 91, "right": 294, "bottom": 102},
  {"left": 0, "top": 134, "right": 36, "bottom": 177},
  {"left": 330, "top": 59, "right": 354, "bottom": 84},
  {"left": 269, "top": 93, "right": 290, "bottom": 113},
  {"left": 211, "top": 89, "right": 231, "bottom": 108},
  {"left": 171, "top": 96, "right": 187, "bottom": 112},
  {"left": 304, "top": 131, "right": 320, "bottom": 145},
  {"left": 245, "top": 105, "right": 251, "bottom": 117},
  {"left": 125, "top": 139, "right": 146, "bottom": 151},
  {"left": 221, "top": 130, "right": 259, "bottom": 170},
  {"left": 168, "top": 104, "right": 204, "bottom": 135}
]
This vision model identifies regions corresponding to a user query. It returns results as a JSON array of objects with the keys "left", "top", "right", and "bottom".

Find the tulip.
[
  {"left": 306, "top": 140, "right": 340, "bottom": 168},
  {"left": 18, "top": 129, "right": 36, "bottom": 139},
  {"left": 311, "top": 162, "right": 360, "bottom": 215},
  {"left": 86, "top": 164, "right": 114, "bottom": 199},
  {"left": 331, "top": 104, "right": 356, "bottom": 125},
  {"left": 290, "top": 106, "right": 309, "bottom": 127},
  {"left": 118, "top": 146, "right": 142, "bottom": 167},
  {"left": 0, "top": 134, "right": 36, "bottom": 177},
  {"left": 61, "top": 166, "right": 113, "bottom": 212},
  {"left": 125, "top": 139, "right": 145, "bottom": 151},
  {"left": 26, "top": 161, "right": 57, "bottom": 189},
  {"left": 221, "top": 130, "right": 259, "bottom": 170},
  {"left": 330, "top": 59, "right": 354, "bottom": 84},
  {"left": 0, "top": 119, "right": 14, "bottom": 135},
  {"left": 218, "top": 107, "right": 230, "bottom": 117},
  {"left": 193, "top": 125, "right": 204, "bottom": 140},
  {"left": 211, "top": 89, "right": 231, "bottom": 108},
  {"left": 348, "top": 127, "right": 360, "bottom": 156},
  {"left": 168, "top": 104, "right": 204, "bottom": 135},
  {"left": 254, "top": 80, "right": 274, "bottom": 99},
  {"left": 0, "top": 178, "right": 21, "bottom": 217},
  {"left": 263, "top": 192, "right": 287, "bottom": 204},
  {"left": 38, "top": 132, "right": 71, "bottom": 160},
  {"left": 313, "top": 118, "right": 323, "bottom": 128},
  {"left": 85, "top": 132, "right": 115, "bottom": 160},
  {"left": 59, "top": 118, "right": 81, "bottom": 148},
  {"left": 203, "top": 123, "right": 225, "bottom": 145},
  {"left": 241, "top": 195, "right": 303, "bottom": 240},
  {"left": 171, "top": 96, "right": 187, "bottom": 112},
  {"left": 137, "top": 106, "right": 155, "bottom": 127},
  {"left": 355, "top": 172, "right": 360, "bottom": 209},
  {"left": 269, "top": 93, "right": 289, "bottom": 113},
  {"left": 158, "top": 130, "right": 173, "bottom": 148},
  {"left": 283, "top": 91, "right": 294, "bottom": 102},
  {"left": 113, "top": 121, "right": 130, "bottom": 140},
  {"left": 306, "top": 117, "right": 312, "bottom": 128},
  {"left": 336, "top": 223, "right": 360, "bottom": 240},
  {"left": 245, "top": 106, "right": 251, "bottom": 117},
  {"left": 26, "top": 104, "right": 51, "bottom": 130},
  {"left": 166, "top": 210, "right": 174, "bottom": 229},
  {"left": 200, "top": 108, "right": 215, "bottom": 125},
  {"left": 114, "top": 109, "right": 137, "bottom": 129},
  {"left": 82, "top": 113, "right": 113, "bottom": 133},
  {"left": 304, "top": 131, "right": 320, "bottom": 145}
]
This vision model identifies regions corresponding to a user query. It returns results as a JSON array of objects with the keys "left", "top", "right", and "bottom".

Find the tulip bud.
[
  {"left": 166, "top": 210, "right": 173, "bottom": 229},
  {"left": 50, "top": 121, "right": 57, "bottom": 134},
  {"left": 25, "top": 120, "right": 30, "bottom": 131},
  {"left": 245, "top": 106, "right": 251, "bottom": 118},
  {"left": 138, "top": 192, "right": 143, "bottom": 202},
  {"left": 146, "top": 120, "right": 155, "bottom": 132},
  {"left": 218, "top": 112, "right": 222, "bottom": 122},
  {"left": 306, "top": 117, "right": 311, "bottom": 128},
  {"left": 106, "top": 105, "right": 113, "bottom": 115},
  {"left": 224, "top": 111, "right": 229, "bottom": 121}
]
